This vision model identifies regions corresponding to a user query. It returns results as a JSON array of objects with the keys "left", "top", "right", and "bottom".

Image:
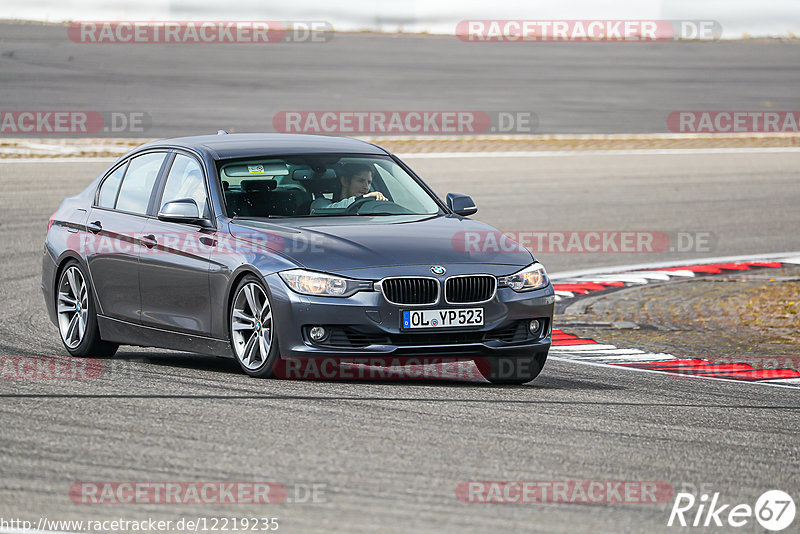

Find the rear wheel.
[
  {"left": 230, "top": 275, "right": 280, "bottom": 378},
  {"left": 479, "top": 351, "right": 548, "bottom": 385},
  {"left": 56, "top": 260, "right": 118, "bottom": 358}
]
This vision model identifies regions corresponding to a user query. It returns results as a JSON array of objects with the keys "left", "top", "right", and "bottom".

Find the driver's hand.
[{"left": 364, "top": 191, "right": 388, "bottom": 201}]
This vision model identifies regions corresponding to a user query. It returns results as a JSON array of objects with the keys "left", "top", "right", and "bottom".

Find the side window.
[
  {"left": 97, "top": 162, "right": 127, "bottom": 208},
  {"left": 159, "top": 154, "right": 208, "bottom": 218},
  {"left": 115, "top": 152, "right": 167, "bottom": 214}
]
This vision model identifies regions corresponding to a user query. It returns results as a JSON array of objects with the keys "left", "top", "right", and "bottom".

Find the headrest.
[
  {"left": 292, "top": 168, "right": 314, "bottom": 180},
  {"left": 291, "top": 168, "right": 337, "bottom": 180},
  {"left": 241, "top": 179, "right": 277, "bottom": 191}
]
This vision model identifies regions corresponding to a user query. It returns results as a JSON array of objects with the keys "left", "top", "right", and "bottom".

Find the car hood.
[{"left": 228, "top": 215, "right": 534, "bottom": 274}]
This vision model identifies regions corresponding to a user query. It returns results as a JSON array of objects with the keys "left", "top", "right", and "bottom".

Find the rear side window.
[
  {"left": 159, "top": 154, "right": 208, "bottom": 218},
  {"left": 115, "top": 153, "right": 167, "bottom": 214},
  {"left": 97, "top": 163, "right": 127, "bottom": 208}
]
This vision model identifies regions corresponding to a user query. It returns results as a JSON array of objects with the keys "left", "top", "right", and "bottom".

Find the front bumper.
[{"left": 264, "top": 273, "right": 554, "bottom": 360}]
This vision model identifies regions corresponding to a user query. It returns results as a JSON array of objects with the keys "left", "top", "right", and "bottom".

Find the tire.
[
  {"left": 229, "top": 274, "right": 280, "bottom": 378},
  {"left": 56, "top": 260, "right": 119, "bottom": 358},
  {"left": 479, "top": 351, "right": 548, "bottom": 385}
]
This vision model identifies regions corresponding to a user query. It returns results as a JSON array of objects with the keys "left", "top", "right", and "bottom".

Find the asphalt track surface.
[
  {"left": 1, "top": 152, "right": 799, "bottom": 533},
  {"left": 1, "top": 22, "right": 800, "bottom": 135}
]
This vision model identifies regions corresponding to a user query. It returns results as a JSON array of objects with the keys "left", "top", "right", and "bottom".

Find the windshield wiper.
[
  {"left": 356, "top": 212, "right": 405, "bottom": 216},
  {"left": 233, "top": 215, "right": 289, "bottom": 219}
]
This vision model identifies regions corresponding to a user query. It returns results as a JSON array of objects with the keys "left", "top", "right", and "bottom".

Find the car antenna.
[{"left": 217, "top": 130, "right": 229, "bottom": 135}]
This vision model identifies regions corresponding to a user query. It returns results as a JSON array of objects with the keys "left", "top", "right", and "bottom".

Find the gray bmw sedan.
[{"left": 42, "top": 133, "right": 553, "bottom": 384}]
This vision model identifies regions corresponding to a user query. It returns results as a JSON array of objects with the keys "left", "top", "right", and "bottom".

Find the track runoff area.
[{"left": 549, "top": 253, "right": 800, "bottom": 388}]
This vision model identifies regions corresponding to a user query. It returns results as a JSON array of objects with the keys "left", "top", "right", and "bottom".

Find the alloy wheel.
[{"left": 231, "top": 282, "right": 273, "bottom": 370}]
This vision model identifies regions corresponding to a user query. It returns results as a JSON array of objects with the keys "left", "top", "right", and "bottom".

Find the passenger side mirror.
[
  {"left": 158, "top": 199, "right": 208, "bottom": 225},
  {"left": 446, "top": 193, "right": 478, "bottom": 216}
]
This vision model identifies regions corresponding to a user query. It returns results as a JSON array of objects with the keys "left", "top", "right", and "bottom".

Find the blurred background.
[{"left": 6, "top": 0, "right": 800, "bottom": 37}]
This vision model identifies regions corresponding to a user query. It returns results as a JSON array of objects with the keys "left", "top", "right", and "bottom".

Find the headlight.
[
  {"left": 498, "top": 263, "right": 549, "bottom": 292},
  {"left": 279, "top": 269, "right": 372, "bottom": 297}
]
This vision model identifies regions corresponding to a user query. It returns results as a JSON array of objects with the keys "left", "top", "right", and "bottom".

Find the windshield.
[{"left": 218, "top": 154, "right": 442, "bottom": 218}]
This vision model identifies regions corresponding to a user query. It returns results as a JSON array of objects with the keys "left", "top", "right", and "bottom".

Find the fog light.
[
  {"left": 528, "top": 319, "right": 541, "bottom": 335},
  {"left": 309, "top": 326, "right": 327, "bottom": 342}
]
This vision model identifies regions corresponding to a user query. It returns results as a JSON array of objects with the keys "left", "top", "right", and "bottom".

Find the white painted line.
[
  {"left": 780, "top": 256, "right": 800, "bottom": 264},
  {"left": 591, "top": 353, "right": 678, "bottom": 362},
  {"left": 374, "top": 133, "right": 800, "bottom": 142},
  {"left": 618, "top": 271, "right": 678, "bottom": 280},
  {"left": 553, "top": 348, "right": 648, "bottom": 356},
  {"left": 651, "top": 270, "right": 696, "bottom": 278},
  {"left": 3, "top": 148, "right": 800, "bottom": 163},
  {"left": 550, "top": 344, "right": 617, "bottom": 351},
  {"left": 550, "top": 357, "right": 800, "bottom": 390},
  {"left": 562, "top": 275, "right": 650, "bottom": 284},
  {"left": 583, "top": 356, "right": 677, "bottom": 363},
  {"left": 399, "top": 147, "right": 800, "bottom": 159},
  {"left": 560, "top": 269, "right": 695, "bottom": 283},
  {"left": 760, "top": 378, "right": 800, "bottom": 385},
  {"left": 561, "top": 276, "right": 648, "bottom": 284},
  {"left": 550, "top": 252, "right": 800, "bottom": 280},
  {"left": 0, "top": 157, "right": 118, "bottom": 164}
]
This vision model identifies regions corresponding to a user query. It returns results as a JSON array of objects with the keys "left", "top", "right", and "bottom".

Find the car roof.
[{"left": 139, "top": 133, "right": 389, "bottom": 159}]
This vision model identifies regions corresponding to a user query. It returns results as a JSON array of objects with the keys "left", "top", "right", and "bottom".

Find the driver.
[{"left": 312, "top": 163, "right": 388, "bottom": 210}]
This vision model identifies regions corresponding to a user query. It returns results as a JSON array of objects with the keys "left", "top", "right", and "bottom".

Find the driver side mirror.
[
  {"left": 158, "top": 199, "right": 209, "bottom": 226},
  {"left": 446, "top": 193, "right": 477, "bottom": 216}
]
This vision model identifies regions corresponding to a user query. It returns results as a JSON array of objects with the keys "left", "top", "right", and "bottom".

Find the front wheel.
[
  {"left": 478, "top": 351, "right": 548, "bottom": 385},
  {"left": 56, "top": 260, "right": 118, "bottom": 358},
  {"left": 229, "top": 275, "right": 280, "bottom": 378}
]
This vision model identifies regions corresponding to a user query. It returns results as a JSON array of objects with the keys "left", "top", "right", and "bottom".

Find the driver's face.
[{"left": 343, "top": 171, "right": 372, "bottom": 197}]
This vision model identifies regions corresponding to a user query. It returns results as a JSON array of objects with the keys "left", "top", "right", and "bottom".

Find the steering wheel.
[
  {"left": 344, "top": 197, "right": 377, "bottom": 214},
  {"left": 345, "top": 198, "right": 415, "bottom": 215}
]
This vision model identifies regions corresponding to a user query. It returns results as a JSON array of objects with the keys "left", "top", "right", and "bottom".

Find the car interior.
[{"left": 219, "top": 157, "right": 396, "bottom": 218}]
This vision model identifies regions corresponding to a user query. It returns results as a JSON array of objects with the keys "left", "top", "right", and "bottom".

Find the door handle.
[
  {"left": 142, "top": 234, "right": 157, "bottom": 248},
  {"left": 87, "top": 221, "right": 102, "bottom": 234},
  {"left": 199, "top": 236, "right": 216, "bottom": 247}
]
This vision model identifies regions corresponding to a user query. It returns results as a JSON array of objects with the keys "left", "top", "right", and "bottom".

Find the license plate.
[{"left": 402, "top": 308, "right": 484, "bottom": 329}]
